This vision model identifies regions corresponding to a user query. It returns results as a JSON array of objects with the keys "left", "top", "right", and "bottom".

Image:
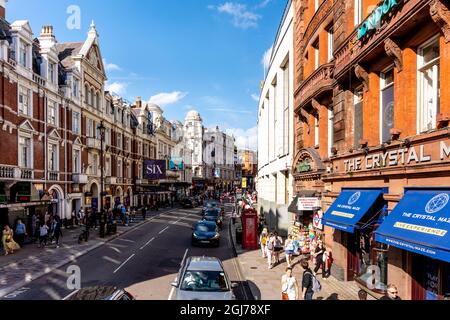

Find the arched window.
[
  {"left": 96, "top": 92, "right": 100, "bottom": 110},
  {"left": 85, "top": 85, "right": 89, "bottom": 104},
  {"left": 90, "top": 89, "right": 94, "bottom": 106}
]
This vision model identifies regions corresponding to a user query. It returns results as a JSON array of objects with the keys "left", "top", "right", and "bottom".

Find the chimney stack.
[
  {"left": 0, "top": 0, "right": 8, "bottom": 19},
  {"left": 40, "top": 25, "right": 55, "bottom": 38},
  {"left": 136, "top": 96, "right": 142, "bottom": 108}
]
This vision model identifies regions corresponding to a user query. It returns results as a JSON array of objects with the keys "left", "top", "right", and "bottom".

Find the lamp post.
[{"left": 98, "top": 121, "right": 106, "bottom": 238}]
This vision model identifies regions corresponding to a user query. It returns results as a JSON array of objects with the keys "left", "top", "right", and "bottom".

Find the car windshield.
[
  {"left": 205, "top": 211, "right": 219, "bottom": 218},
  {"left": 206, "top": 203, "right": 217, "bottom": 207},
  {"left": 195, "top": 224, "right": 216, "bottom": 232},
  {"left": 180, "top": 271, "right": 229, "bottom": 292}
]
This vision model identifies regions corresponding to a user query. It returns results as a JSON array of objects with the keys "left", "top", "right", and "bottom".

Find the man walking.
[
  {"left": 301, "top": 259, "right": 314, "bottom": 300},
  {"left": 14, "top": 219, "right": 27, "bottom": 248}
]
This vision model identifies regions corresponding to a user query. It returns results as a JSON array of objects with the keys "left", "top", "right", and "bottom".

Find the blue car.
[{"left": 191, "top": 221, "right": 220, "bottom": 247}]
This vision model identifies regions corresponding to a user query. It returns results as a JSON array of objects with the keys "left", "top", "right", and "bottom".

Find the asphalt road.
[{"left": 2, "top": 206, "right": 251, "bottom": 300}]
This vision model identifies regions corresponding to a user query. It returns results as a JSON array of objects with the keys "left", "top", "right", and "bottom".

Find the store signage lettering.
[
  {"left": 297, "top": 160, "right": 311, "bottom": 173},
  {"left": 344, "top": 141, "right": 450, "bottom": 172},
  {"left": 144, "top": 160, "right": 166, "bottom": 180},
  {"left": 298, "top": 198, "right": 320, "bottom": 211},
  {"left": 357, "top": 0, "right": 400, "bottom": 40}
]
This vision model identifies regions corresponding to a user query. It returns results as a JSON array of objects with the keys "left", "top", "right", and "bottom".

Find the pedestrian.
[
  {"left": 38, "top": 222, "right": 49, "bottom": 248},
  {"left": 44, "top": 211, "right": 50, "bottom": 225},
  {"left": 323, "top": 249, "right": 333, "bottom": 279},
  {"left": 2, "top": 225, "right": 20, "bottom": 255},
  {"left": 142, "top": 206, "right": 147, "bottom": 220},
  {"left": 273, "top": 232, "right": 283, "bottom": 264},
  {"left": 31, "top": 214, "right": 37, "bottom": 238},
  {"left": 313, "top": 241, "right": 326, "bottom": 278},
  {"left": 301, "top": 259, "right": 315, "bottom": 300},
  {"left": 92, "top": 210, "right": 98, "bottom": 230},
  {"left": 51, "top": 217, "right": 62, "bottom": 248},
  {"left": 14, "top": 219, "right": 27, "bottom": 248},
  {"left": 260, "top": 228, "right": 268, "bottom": 258},
  {"left": 284, "top": 235, "right": 295, "bottom": 268},
  {"left": 266, "top": 233, "right": 275, "bottom": 269},
  {"left": 77, "top": 209, "right": 84, "bottom": 224},
  {"left": 281, "top": 267, "right": 299, "bottom": 300},
  {"left": 380, "top": 284, "right": 402, "bottom": 300}
]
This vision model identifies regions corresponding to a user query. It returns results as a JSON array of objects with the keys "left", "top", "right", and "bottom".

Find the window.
[
  {"left": 105, "top": 156, "right": 111, "bottom": 176},
  {"left": 48, "top": 101, "right": 57, "bottom": 126},
  {"left": 138, "top": 163, "right": 142, "bottom": 179},
  {"left": 327, "top": 26, "right": 334, "bottom": 62},
  {"left": 48, "top": 143, "right": 58, "bottom": 171},
  {"left": 96, "top": 93, "right": 100, "bottom": 110},
  {"left": 138, "top": 142, "right": 142, "bottom": 156},
  {"left": 87, "top": 119, "right": 93, "bottom": 137},
  {"left": 19, "top": 40, "right": 28, "bottom": 67},
  {"left": 127, "top": 161, "right": 131, "bottom": 179},
  {"left": 73, "top": 78, "right": 79, "bottom": 98},
  {"left": 105, "top": 128, "right": 110, "bottom": 145},
  {"left": 19, "top": 136, "right": 31, "bottom": 168},
  {"left": 328, "top": 107, "right": 334, "bottom": 157},
  {"left": 272, "top": 78, "right": 278, "bottom": 158},
  {"left": 90, "top": 89, "right": 94, "bottom": 106},
  {"left": 48, "top": 62, "right": 57, "bottom": 84},
  {"left": 72, "top": 112, "right": 80, "bottom": 134},
  {"left": 315, "top": 0, "right": 320, "bottom": 12},
  {"left": 92, "top": 154, "right": 98, "bottom": 175},
  {"left": 418, "top": 36, "right": 440, "bottom": 133},
  {"left": 313, "top": 40, "right": 319, "bottom": 70},
  {"left": 284, "top": 171, "right": 289, "bottom": 205},
  {"left": 380, "top": 68, "right": 395, "bottom": 143},
  {"left": 117, "top": 134, "right": 122, "bottom": 149},
  {"left": 117, "top": 159, "right": 122, "bottom": 178},
  {"left": 85, "top": 85, "right": 89, "bottom": 104},
  {"left": 314, "top": 114, "right": 320, "bottom": 147},
  {"left": 18, "top": 86, "right": 31, "bottom": 116},
  {"left": 73, "top": 149, "right": 81, "bottom": 174},
  {"left": 354, "top": 87, "right": 364, "bottom": 148},
  {"left": 354, "top": 0, "right": 363, "bottom": 26}
]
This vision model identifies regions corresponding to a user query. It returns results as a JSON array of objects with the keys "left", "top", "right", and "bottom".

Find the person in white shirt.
[{"left": 38, "top": 222, "right": 49, "bottom": 248}]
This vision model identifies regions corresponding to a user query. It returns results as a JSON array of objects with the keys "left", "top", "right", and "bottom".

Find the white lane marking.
[
  {"left": 102, "top": 256, "right": 122, "bottom": 264},
  {"left": 116, "top": 239, "right": 135, "bottom": 243},
  {"left": 168, "top": 248, "right": 189, "bottom": 300},
  {"left": 62, "top": 291, "right": 77, "bottom": 300},
  {"left": 139, "top": 237, "right": 155, "bottom": 250},
  {"left": 158, "top": 226, "right": 169, "bottom": 234},
  {"left": 108, "top": 246, "right": 121, "bottom": 253},
  {"left": 113, "top": 254, "right": 136, "bottom": 274},
  {"left": 171, "top": 218, "right": 181, "bottom": 225}
]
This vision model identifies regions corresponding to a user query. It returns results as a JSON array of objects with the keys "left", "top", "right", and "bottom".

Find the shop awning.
[
  {"left": 322, "top": 189, "right": 384, "bottom": 233},
  {"left": 375, "top": 189, "right": 450, "bottom": 263}
]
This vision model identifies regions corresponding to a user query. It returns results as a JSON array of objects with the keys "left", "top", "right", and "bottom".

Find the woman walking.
[
  {"left": 2, "top": 225, "right": 20, "bottom": 255},
  {"left": 313, "top": 241, "right": 326, "bottom": 278},
  {"left": 273, "top": 232, "right": 283, "bottom": 265},
  {"left": 281, "top": 267, "right": 299, "bottom": 300},
  {"left": 284, "top": 235, "right": 295, "bottom": 268},
  {"left": 260, "top": 228, "right": 268, "bottom": 258},
  {"left": 266, "top": 233, "right": 275, "bottom": 269}
]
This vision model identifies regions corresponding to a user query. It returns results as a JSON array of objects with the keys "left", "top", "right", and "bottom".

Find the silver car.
[{"left": 171, "top": 256, "right": 237, "bottom": 300}]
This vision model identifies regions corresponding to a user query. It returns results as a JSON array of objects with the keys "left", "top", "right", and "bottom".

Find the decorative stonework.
[
  {"left": 354, "top": 64, "right": 369, "bottom": 92},
  {"left": 430, "top": 0, "right": 450, "bottom": 43},
  {"left": 384, "top": 38, "right": 403, "bottom": 72}
]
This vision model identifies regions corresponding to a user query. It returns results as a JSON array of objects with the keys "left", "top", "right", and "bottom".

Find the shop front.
[
  {"left": 322, "top": 188, "right": 389, "bottom": 292},
  {"left": 375, "top": 188, "right": 450, "bottom": 300}
]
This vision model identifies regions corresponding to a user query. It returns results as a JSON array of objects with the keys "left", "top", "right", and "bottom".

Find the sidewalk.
[
  {"left": 229, "top": 219, "right": 372, "bottom": 300},
  {"left": 0, "top": 206, "right": 179, "bottom": 298}
]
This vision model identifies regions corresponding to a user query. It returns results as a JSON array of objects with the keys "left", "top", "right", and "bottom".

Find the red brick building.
[{"left": 293, "top": 0, "right": 450, "bottom": 299}]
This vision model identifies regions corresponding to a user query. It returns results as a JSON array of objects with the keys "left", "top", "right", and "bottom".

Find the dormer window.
[
  {"left": 19, "top": 40, "right": 28, "bottom": 67},
  {"left": 48, "top": 62, "right": 57, "bottom": 84}
]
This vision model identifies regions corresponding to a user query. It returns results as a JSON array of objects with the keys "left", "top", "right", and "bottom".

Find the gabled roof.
[{"left": 56, "top": 42, "right": 83, "bottom": 69}]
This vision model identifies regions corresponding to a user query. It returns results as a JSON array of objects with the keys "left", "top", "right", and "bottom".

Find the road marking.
[
  {"left": 116, "top": 239, "right": 135, "bottom": 243},
  {"left": 171, "top": 218, "right": 181, "bottom": 225},
  {"left": 3, "top": 287, "right": 30, "bottom": 299},
  {"left": 139, "top": 237, "right": 155, "bottom": 250},
  {"left": 158, "top": 226, "right": 169, "bottom": 234},
  {"left": 108, "top": 246, "right": 121, "bottom": 253},
  {"left": 113, "top": 254, "right": 136, "bottom": 274},
  {"left": 168, "top": 248, "right": 189, "bottom": 300}
]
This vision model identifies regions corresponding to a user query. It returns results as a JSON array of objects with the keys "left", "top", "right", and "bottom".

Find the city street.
[{"left": 1, "top": 207, "right": 251, "bottom": 300}]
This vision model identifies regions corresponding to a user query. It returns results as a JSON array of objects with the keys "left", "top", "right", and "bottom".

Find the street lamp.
[{"left": 98, "top": 121, "right": 106, "bottom": 238}]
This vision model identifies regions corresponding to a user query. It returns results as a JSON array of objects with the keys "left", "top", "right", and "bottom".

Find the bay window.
[
  {"left": 418, "top": 36, "right": 440, "bottom": 133},
  {"left": 72, "top": 112, "right": 80, "bottom": 134}
]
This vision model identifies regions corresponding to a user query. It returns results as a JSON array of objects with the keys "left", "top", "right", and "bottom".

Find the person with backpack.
[
  {"left": 260, "top": 228, "right": 268, "bottom": 258},
  {"left": 266, "top": 233, "right": 275, "bottom": 269},
  {"left": 301, "top": 259, "right": 321, "bottom": 300}
]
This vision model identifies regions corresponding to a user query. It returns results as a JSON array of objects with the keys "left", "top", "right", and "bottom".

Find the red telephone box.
[{"left": 241, "top": 208, "right": 258, "bottom": 250}]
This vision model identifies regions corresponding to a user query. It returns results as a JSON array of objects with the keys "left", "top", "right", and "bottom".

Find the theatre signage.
[
  {"left": 343, "top": 140, "right": 450, "bottom": 173},
  {"left": 357, "top": 0, "right": 403, "bottom": 40}
]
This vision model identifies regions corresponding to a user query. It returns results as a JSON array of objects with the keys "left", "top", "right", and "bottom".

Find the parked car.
[
  {"left": 202, "top": 201, "right": 218, "bottom": 214},
  {"left": 202, "top": 208, "right": 223, "bottom": 229},
  {"left": 181, "top": 197, "right": 195, "bottom": 208},
  {"left": 63, "top": 286, "right": 135, "bottom": 300},
  {"left": 170, "top": 256, "right": 237, "bottom": 300},
  {"left": 191, "top": 220, "right": 220, "bottom": 247}
]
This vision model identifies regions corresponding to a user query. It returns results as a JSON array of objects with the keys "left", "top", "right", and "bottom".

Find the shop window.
[
  {"left": 418, "top": 36, "right": 440, "bottom": 133},
  {"left": 380, "top": 68, "right": 394, "bottom": 143},
  {"left": 354, "top": 87, "right": 364, "bottom": 148}
]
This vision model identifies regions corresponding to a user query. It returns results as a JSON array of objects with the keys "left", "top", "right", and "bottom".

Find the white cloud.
[
  {"left": 255, "top": 0, "right": 271, "bottom": 9},
  {"left": 103, "top": 59, "right": 122, "bottom": 72},
  {"left": 251, "top": 93, "right": 260, "bottom": 102},
  {"left": 148, "top": 91, "right": 188, "bottom": 106},
  {"left": 226, "top": 126, "right": 258, "bottom": 151},
  {"left": 261, "top": 45, "right": 273, "bottom": 75},
  {"left": 208, "top": 107, "right": 253, "bottom": 114},
  {"left": 105, "top": 81, "right": 127, "bottom": 95},
  {"left": 211, "top": 2, "right": 261, "bottom": 29}
]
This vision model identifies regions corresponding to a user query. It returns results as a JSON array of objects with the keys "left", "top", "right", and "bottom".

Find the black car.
[
  {"left": 63, "top": 286, "right": 135, "bottom": 300},
  {"left": 202, "top": 208, "right": 223, "bottom": 229},
  {"left": 181, "top": 198, "right": 195, "bottom": 208},
  {"left": 191, "top": 220, "right": 220, "bottom": 247}
]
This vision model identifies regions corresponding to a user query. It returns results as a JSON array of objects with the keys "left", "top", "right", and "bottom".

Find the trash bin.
[{"left": 236, "top": 226, "right": 243, "bottom": 245}]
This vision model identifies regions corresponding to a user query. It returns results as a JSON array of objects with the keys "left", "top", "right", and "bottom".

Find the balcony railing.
[
  {"left": 86, "top": 137, "right": 101, "bottom": 149},
  {"left": 20, "top": 169, "right": 33, "bottom": 180},
  {"left": 106, "top": 177, "right": 117, "bottom": 185},
  {"left": 0, "top": 165, "right": 21, "bottom": 179},
  {"left": 32, "top": 73, "right": 46, "bottom": 87},
  {"left": 136, "top": 179, "right": 148, "bottom": 185},
  {"left": 73, "top": 173, "right": 88, "bottom": 184},
  {"left": 297, "top": 62, "right": 334, "bottom": 108},
  {"left": 48, "top": 171, "right": 59, "bottom": 181},
  {"left": 116, "top": 177, "right": 124, "bottom": 184}
]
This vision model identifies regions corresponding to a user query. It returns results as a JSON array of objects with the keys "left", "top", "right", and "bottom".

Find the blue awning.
[
  {"left": 375, "top": 190, "right": 450, "bottom": 263},
  {"left": 322, "top": 189, "right": 384, "bottom": 233}
]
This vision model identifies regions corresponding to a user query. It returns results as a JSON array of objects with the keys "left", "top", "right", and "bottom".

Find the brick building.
[{"left": 293, "top": 0, "right": 450, "bottom": 299}]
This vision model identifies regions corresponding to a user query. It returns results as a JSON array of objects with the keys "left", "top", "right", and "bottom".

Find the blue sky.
[{"left": 7, "top": 0, "right": 287, "bottom": 150}]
